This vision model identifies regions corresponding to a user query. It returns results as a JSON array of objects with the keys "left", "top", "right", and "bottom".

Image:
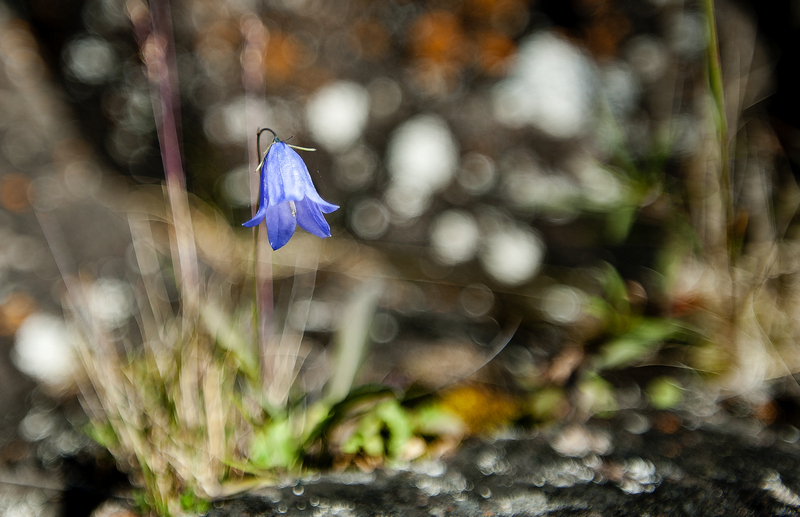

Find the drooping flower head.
[{"left": 244, "top": 129, "right": 338, "bottom": 250}]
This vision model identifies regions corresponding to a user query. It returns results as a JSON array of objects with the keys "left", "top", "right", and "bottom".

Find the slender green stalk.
[
  {"left": 702, "top": 0, "right": 742, "bottom": 359},
  {"left": 702, "top": 0, "right": 732, "bottom": 253}
]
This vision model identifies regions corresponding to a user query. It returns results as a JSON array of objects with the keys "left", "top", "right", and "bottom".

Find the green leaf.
[
  {"left": 249, "top": 418, "right": 300, "bottom": 470},
  {"left": 647, "top": 376, "right": 683, "bottom": 410},
  {"left": 605, "top": 203, "right": 638, "bottom": 244},
  {"left": 595, "top": 262, "right": 630, "bottom": 317},
  {"left": 302, "top": 385, "right": 395, "bottom": 449},
  {"left": 341, "top": 399, "right": 413, "bottom": 460},
  {"left": 530, "top": 387, "right": 568, "bottom": 421},
  {"left": 596, "top": 318, "right": 682, "bottom": 370},
  {"left": 376, "top": 400, "right": 413, "bottom": 458},
  {"left": 180, "top": 487, "right": 211, "bottom": 514},
  {"left": 413, "top": 403, "right": 465, "bottom": 437},
  {"left": 85, "top": 421, "right": 119, "bottom": 449},
  {"left": 579, "top": 374, "right": 617, "bottom": 417}
]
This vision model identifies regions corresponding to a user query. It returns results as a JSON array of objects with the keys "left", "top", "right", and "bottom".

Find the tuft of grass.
[{"left": 66, "top": 189, "right": 462, "bottom": 515}]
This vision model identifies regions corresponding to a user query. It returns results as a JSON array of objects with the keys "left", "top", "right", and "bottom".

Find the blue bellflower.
[{"left": 244, "top": 134, "right": 338, "bottom": 250}]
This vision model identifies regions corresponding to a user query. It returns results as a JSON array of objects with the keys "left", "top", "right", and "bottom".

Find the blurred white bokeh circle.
[
  {"left": 386, "top": 114, "right": 459, "bottom": 193},
  {"left": 493, "top": 32, "right": 595, "bottom": 139},
  {"left": 430, "top": 209, "right": 480, "bottom": 265},
  {"left": 12, "top": 313, "right": 77, "bottom": 388},
  {"left": 306, "top": 81, "right": 370, "bottom": 152},
  {"left": 480, "top": 224, "right": 545, "bottom": 285}
]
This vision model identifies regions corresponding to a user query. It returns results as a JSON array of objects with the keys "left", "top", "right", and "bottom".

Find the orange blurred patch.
[
  {"left": 0, "top": 173, "right": 32, "bottom": 214},
  {"left": 409, "top": 10, "right": 469, "bottom": 66},
  {"left": 476, "top": 30, "right": 516, "bottom": 75},
  {"left": 653, "top": 412, "right": 682, "bottom": 434},
  {"left": 439, "top": 384, "right": 521, "bottom": 433},
  {"left": 0, "top": 292, "right": 37, "bottom": 336},
  {"left": 263, "top": 32, "right": 308, "bottom": 85},
  {"left": 753, "top": 399, "right": 778, "bottom": 425},
  {"left": 195, "top": 20, "right": 241, "bottom": 66},
  {"left": 466, "top": 0, "right": 501, "bottom": 17},
  {"left": 408, "top": 10, "right": 473, "bottom": 94}
]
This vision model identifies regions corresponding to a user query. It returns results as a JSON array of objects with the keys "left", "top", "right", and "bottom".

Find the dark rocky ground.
[
  {"left": 6, "top": 400, "right": 800, "bottom": 516},
  {"left": 205, "top": 412, "right": 800, "bottom": 517}
]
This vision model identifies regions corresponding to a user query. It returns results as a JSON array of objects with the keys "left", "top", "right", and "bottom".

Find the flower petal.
[
  {"left": 265, "top": 143, "right": 287, "bottom": 206},
  {"left": 243, "top": 156, "right": 270, "bottom": 227},
  {"left": 265, "top": 202, "right": 297, "bottom": 250},
  {"left": 268, "top": 143, "right": 308, "bottom": 204},
  {"left": 299, "top": 175, "right": 339, "bottom": 213},
  {"left": 313, "top": 197, "right": 339, "bottom": 214},
  {"left": 295, "top": 197, "right": 332, "bottom": 238},
  {"left": 242, "top": 205, "right": 267, "bottom": 227}
]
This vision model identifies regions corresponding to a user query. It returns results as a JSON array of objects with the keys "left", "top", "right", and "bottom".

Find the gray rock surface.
[{"left": 209, "top": 416, "right": 800, "bottom": 517}]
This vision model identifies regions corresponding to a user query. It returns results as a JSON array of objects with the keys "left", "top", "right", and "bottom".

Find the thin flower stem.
[
  {"left": 257, "top": 127, "right": 278, "bottom": 156},
  {"left": 240, "top": 17, "right": 275, "bottom": 398}
]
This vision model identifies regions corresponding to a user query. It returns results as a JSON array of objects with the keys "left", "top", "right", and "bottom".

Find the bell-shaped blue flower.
[{"left": 243, "top": 135, "right": 338, "bottom": 250}]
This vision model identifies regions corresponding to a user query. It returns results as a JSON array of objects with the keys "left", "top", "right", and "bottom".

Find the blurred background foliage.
[{"left": 3, "top": 0, "right": 800, "bottom": 515}]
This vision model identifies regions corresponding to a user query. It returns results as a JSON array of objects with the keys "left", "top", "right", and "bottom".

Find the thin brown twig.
[{"left": 130, "top": 0, "right": 200, "bottom": 319}]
